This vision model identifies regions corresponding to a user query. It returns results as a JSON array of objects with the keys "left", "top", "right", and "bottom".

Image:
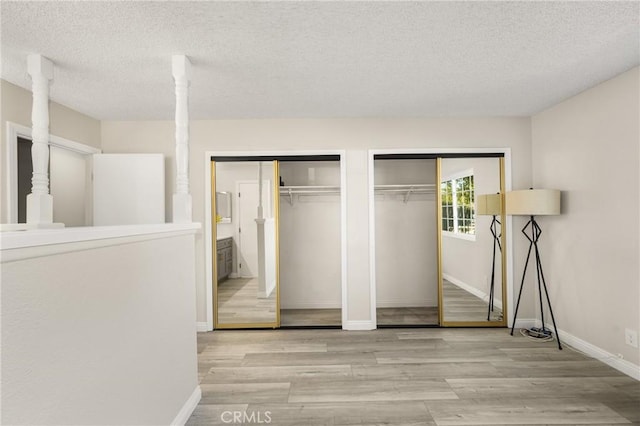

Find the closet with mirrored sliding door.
[
  {"left": 278, "top": 160, "right": 342, "bottom": 327},
  {"left": 374, "top": 158, "right": 439, "bottom": 326},
  {"left": 210, "top": 155, "right": 343, "bottom": 330},
  {"left": 372, "top": 152, "right": 508, "bottom": 328},
  {"left": 212, "top": 159, "right": 280, "bottom": 329}
]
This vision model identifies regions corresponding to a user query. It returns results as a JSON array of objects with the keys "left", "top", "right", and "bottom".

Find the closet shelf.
[
  {"left": 374, "top": 184, "right": 436, "bottom": 203},
  {"left": 279, "top": 185, "right": 341, "bottom": 205}
]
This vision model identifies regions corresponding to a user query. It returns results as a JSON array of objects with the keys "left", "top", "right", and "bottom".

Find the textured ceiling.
[{"left": 1, "top": 1, "right": 638, "bottom": 120}]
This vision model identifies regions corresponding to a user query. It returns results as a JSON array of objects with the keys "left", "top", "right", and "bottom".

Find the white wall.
[
  {"left": 441, "top": 157, "right": 503, "bottom": 305},
  {"left": 0, "top": 79, "right": 102, "bottom": 223},
  {"left": 374, "top": 159, "right": 438, "bottom": 307},
  {"left": 1, "top": 230, "right": 200, "bottom": 425},
  {"left": 101, "top": 117, "right": 534, "bottom": 326},
  {"left": 49, "top": 145, "right": 89, "bottom": 226},
  {"left": 279, "top": 161, "right": 342, "bottom": 309},
  {"left": 532, "top": 67, "right": 640, "bottom": 367}
]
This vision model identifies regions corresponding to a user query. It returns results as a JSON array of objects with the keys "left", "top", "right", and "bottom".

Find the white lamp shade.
[
  {"left": 476, "top": 194, "right": 502, "bottom": 215},
  {"left": 506, "top": 189, "right": 560, "bottom": 216}
]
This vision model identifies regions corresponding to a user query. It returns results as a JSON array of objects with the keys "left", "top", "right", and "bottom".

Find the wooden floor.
[
  {"left": 280, "top": 307, "right": 438, "bottom": 327},
  {"left": 218, "top": 278, "right": 276, "bottom": 324},
  {"left": 377, "top": 307, "right": 439, "bottom": 326},
  {"left": 188, "top": 328, "right": 639, "bottom": 425},
  {"left": 443, "top": 279, "right": 503, "bottom": 322},
  {"left": 219, "top": 278, "right": 500, "bottom": 327}
]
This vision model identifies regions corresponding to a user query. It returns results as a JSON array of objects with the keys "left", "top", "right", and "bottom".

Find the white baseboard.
[
  {"left": 196, "top": 322, "right": 210, "bottom": 332},
  {"left": 540, "top": 322, "right": 640, "bottom": 381},
  {"left": 343, "top": 320, "right": 376, "bottom": 330},
  {"left": 443, "top": 273, "right": 502, "bottom": 310},
  {"left": 171, "top": 386, "right": 201, "bottom": 426},
  {"left": 513, "top": 318, "right": 538, "bottom": 330},
  {"left": 376, "top": 298, "right": 437, "bottom": 308}
]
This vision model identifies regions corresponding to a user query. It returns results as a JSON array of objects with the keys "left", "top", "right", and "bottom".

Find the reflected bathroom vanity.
[{"left": 216, "top": 237, "right": 233, "bottom": 282}]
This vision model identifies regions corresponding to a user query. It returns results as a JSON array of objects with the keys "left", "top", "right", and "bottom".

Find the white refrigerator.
[{"left": 92, "top": 154, "right": 165, "bottom": 226}]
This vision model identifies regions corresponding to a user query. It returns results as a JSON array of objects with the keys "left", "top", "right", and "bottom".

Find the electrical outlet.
[{"left": 625, "top": 328, "right": 638, "bottom": 348}]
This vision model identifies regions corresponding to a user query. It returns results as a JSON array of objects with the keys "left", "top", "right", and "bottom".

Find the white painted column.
[
  {"left": 257, "top": 162, "right": 264, "bottom": 219},
  {"left": 26, "top": 54, "right": 58, "bottom": 227},
  {"left": 256, "top": 161, "right": 268, "bottom": 298},
  {"left": 172, "top": 55, "right": 192, "bottom": 223}
]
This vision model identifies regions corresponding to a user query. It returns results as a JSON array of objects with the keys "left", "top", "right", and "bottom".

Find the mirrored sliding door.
[
  {"left": 437, "top": 156, "right": 507, "bottom": 326},
  {"left": 212, "top": 160, "right": 280, "bottom": 329}
]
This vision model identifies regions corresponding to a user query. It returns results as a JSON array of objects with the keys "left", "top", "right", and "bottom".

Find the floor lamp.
[
  {"left": 506, "top": 189, "right": 562, "bottom": 350},
  {"left": 476, "top": 193, "right": 502, "bottom": 321}
]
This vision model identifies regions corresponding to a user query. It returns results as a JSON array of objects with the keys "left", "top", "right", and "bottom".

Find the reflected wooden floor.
[
  {"left": 189, "top": 328, "right": 639, "bottom": 425},
  {"left": 220, "top": 277, "right": 503, "bottom": 326},
  {"left": 218, "top": 278, "right": 276, "bottom": 324},
  {"left": 443, "top": 279, "right": 502, "bottom": 322}
]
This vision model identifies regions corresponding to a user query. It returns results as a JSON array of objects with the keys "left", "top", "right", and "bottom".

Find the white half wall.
[
  {"left": 532, "top": 66, "right": 640, "bottom": 369},
  {"left": 1, "top": 226, "right": 200, "bottom": 425}
]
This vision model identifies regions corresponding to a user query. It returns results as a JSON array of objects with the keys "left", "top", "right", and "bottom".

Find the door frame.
[
  {"left": 368, "top": 148, "right": 515, "bottom": 328},
  {"left": 204, "top": 150, "right": 347, "bottom": 331}
]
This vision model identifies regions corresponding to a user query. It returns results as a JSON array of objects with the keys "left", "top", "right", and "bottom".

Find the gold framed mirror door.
[
  {"left": 211, "top": 160, "right": 280, "bottom": 329},
  {"left": 437, "top": 156, "right": 507, "bottom": 327}
]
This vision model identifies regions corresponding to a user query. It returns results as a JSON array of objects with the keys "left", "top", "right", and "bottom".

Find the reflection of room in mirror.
[
  {"left": 214, "top": 161, "right": 278, "bottom": 326},
  {"left": 217, "top": 277, "right": 276, "bottom": 324},
  {"left": 215, "top": 191, "right": 232, "bottom": 223},
  {"left": 441, "top": 157, "right": 504, "bottom": 323},
  {"left": 443, "top": 278, "right": 502, "bottom": 322}
]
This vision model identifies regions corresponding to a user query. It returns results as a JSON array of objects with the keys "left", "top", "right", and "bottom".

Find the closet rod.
[
  {"left": 279, "top": 185, "right": 341, "bottom": 194},
  {"left": 374, "top": 184, "right": 436, "bottom": 203},
  {"left": 374, "top": 184, "right": 435, "bottom": 189},
  {"left": 279, "top": 186, "right": 341, "bottom": 205}
]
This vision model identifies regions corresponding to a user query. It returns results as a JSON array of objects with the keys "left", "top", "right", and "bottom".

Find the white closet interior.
[{"left": 279, "top": 161, "right": 342, "bottom": 326}]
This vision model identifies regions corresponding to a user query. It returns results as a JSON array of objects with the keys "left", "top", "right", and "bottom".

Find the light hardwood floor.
[
  {"left": 219, "top": 278, "right": 500, "bottom": 327},
  {"left": 377, "top": 307, "right": 439, "bottom": 326},
  {"left": 188, "top": 328, "right": 639, "bottom": 425},
  {"left": 442, "top": 279, "right": 503, "bottom": 322},
  {"left": 218, "top": 278, "right": 277, "bottom": 324}
]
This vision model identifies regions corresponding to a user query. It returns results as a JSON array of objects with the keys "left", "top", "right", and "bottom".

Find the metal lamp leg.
[{"left": 510, "top": 216, "right": 562, "bottom": 350}]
